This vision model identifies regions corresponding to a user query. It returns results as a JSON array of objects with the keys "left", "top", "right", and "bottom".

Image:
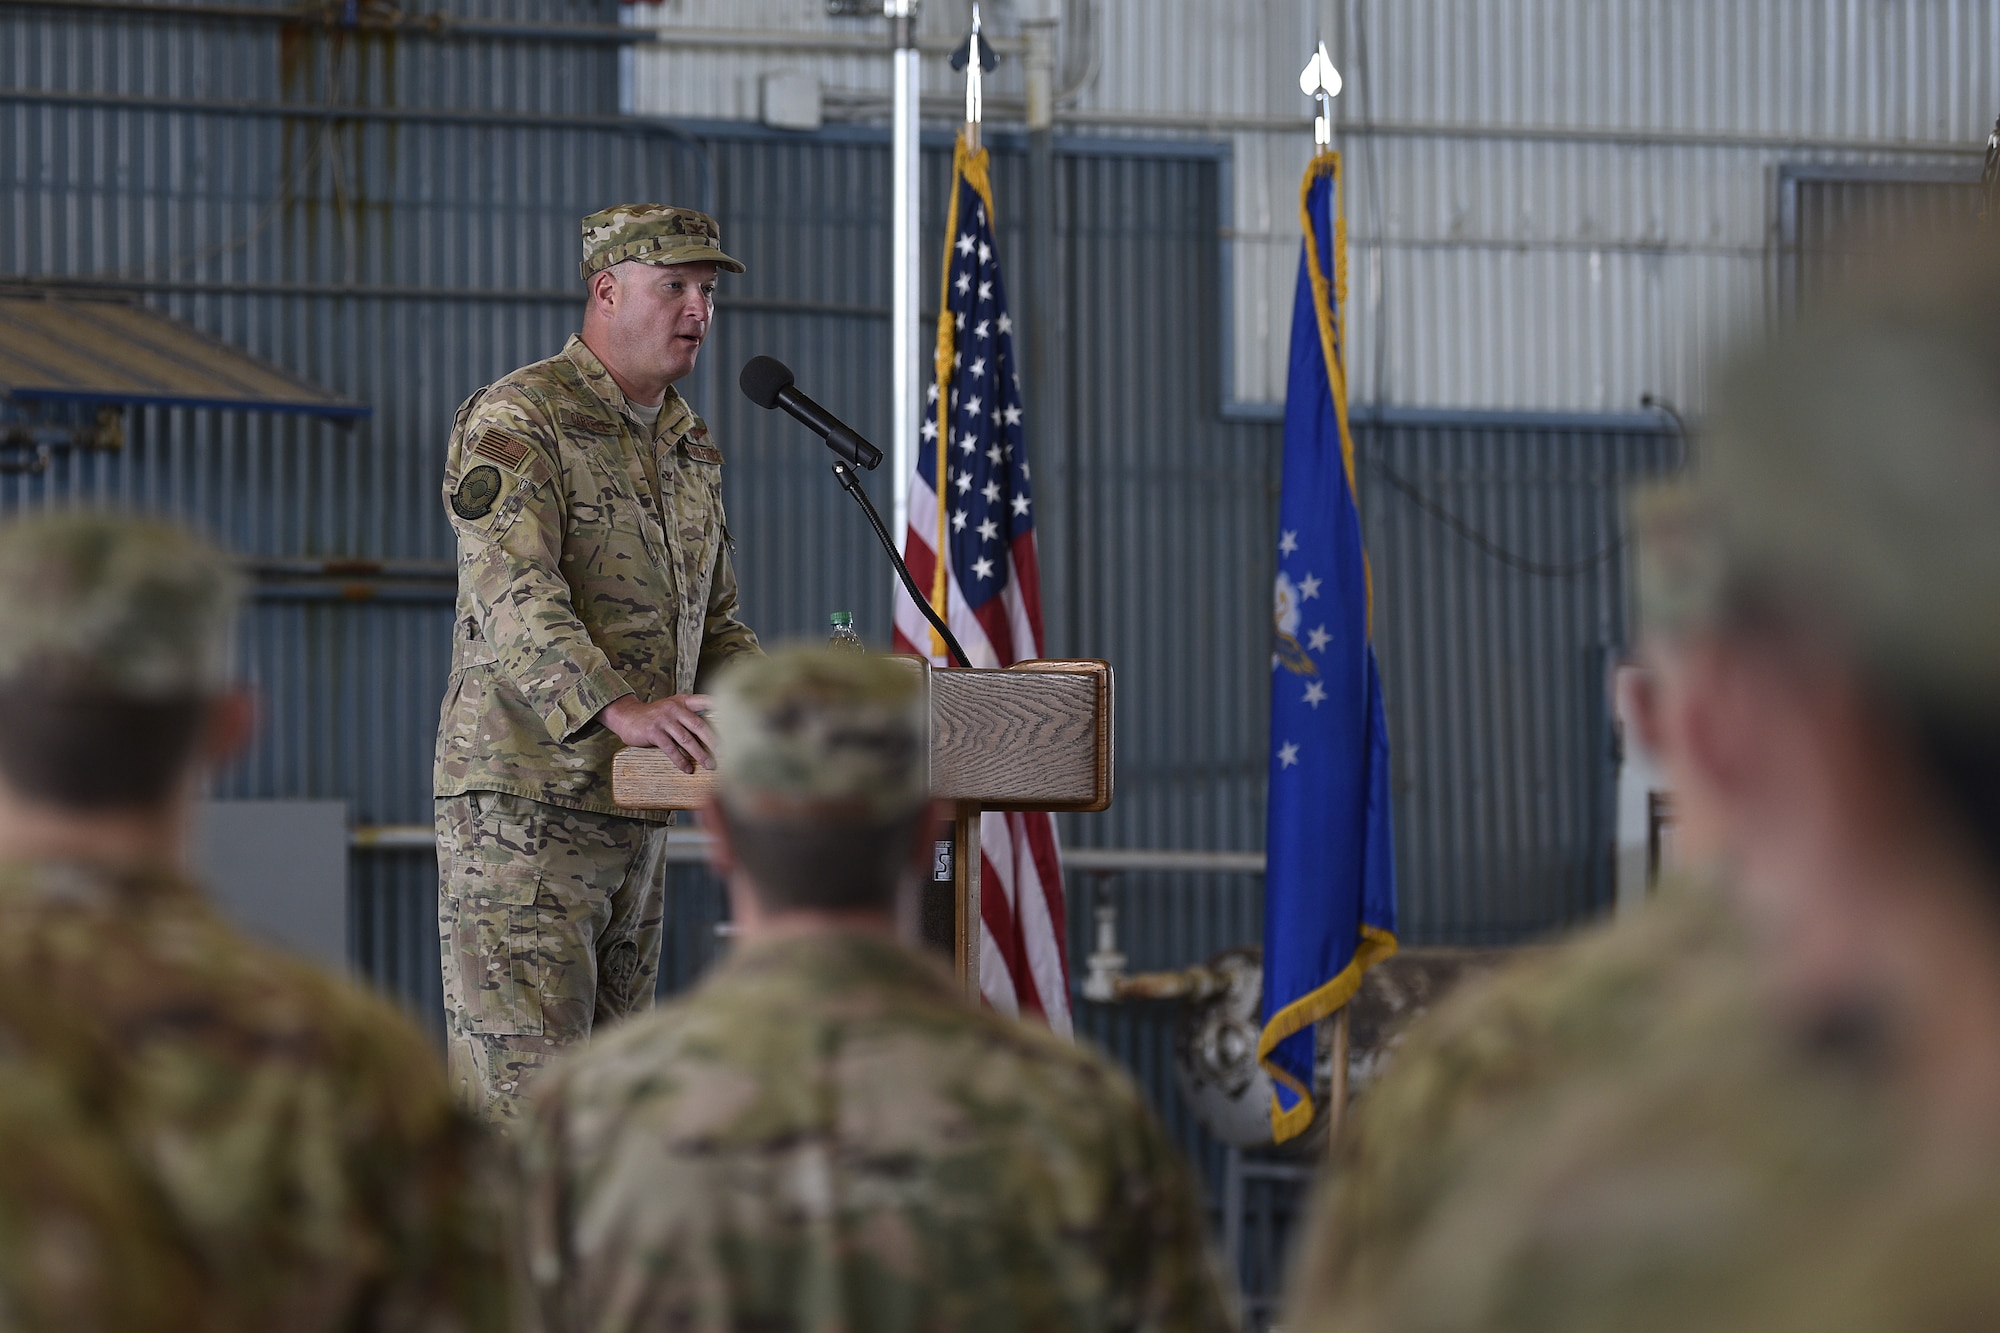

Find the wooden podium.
[{"left": 611, "top": 659, "right": 1114, "bottom": 994}]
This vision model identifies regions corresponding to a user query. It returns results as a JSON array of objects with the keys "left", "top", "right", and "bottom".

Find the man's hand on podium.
[{"left": 599, "top": 694, "right": 717, "bottom": 774}]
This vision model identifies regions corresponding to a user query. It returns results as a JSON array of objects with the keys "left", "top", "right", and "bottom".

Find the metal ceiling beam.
[
  {"left": 0, "top": 0, "right": 1026, "bottom": 54},
  {"left": 3, "top": 83, "right": 1981, "bottom": 159}
]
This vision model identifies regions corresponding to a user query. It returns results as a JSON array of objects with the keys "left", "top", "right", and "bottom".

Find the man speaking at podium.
[{"left": 434, "top": 204, "right": 761, "bottom": 1125}]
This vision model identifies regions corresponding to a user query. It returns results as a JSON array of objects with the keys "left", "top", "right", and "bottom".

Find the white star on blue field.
[{"left": 919, "top": 198, "right": 1033, "bottom": 612}]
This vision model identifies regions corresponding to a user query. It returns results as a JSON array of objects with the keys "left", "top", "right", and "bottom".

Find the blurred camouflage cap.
[
  {"left": 579, "top": 203, "right": 745, "bottom": 281},
  {"left": 1638, "top": 242, "right": 2000, "bottom": 716},
  {"left": 712, "top": 647, "right": 928, "bottom": 821},
  {"left": 0, "top": 512, "right": 240, "bottom": 698}
]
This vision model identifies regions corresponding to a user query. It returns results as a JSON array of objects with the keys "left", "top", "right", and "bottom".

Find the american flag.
[{"left": 894, "top": 138, "right": 1070, "bottom": 1035}]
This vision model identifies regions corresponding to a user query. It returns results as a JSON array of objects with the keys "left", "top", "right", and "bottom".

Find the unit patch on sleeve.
[
  {"left": 451, "top": 464, "right": 504, "bottom": 520},
  {"left": 470, "top": 433, "right": 532, "bottom": 472}
]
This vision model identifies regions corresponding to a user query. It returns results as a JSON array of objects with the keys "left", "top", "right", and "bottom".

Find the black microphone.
[{"left": 739, "top": 356, "right": 883, "bottom": 471}]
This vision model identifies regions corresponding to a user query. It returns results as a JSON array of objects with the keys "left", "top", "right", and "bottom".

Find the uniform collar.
[
  {"left": 0, "top": 857, "right": 204, "bottom": 911},
  {"left": 715, "top": 928, "right": 962, "bottom": 1002},
  {"left": 562, "top": 335, "right": 695, "bottom": 442}
]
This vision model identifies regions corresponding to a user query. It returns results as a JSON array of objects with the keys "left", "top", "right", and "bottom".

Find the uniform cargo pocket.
[
  {"left": 444, "top": 861, "right": 545, "bottom": 1036},
  {"left": 451, "top": 617, "right": 499, "bottom": 672}
]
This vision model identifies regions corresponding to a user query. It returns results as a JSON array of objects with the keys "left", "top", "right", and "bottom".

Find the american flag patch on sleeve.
[{"left": 470, "top": 434, "right": 532, "bottom": 472}]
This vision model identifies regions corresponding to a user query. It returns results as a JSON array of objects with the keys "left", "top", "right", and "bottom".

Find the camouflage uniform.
[
  {"left": 434, "top": 204, "right": 760, "bottom": 1123},
  {"left": 1284, "top": 881, "right": 2000, "bottom": 1333},
  {"left": 0, "top": 514, "right": 511, "bottom": 1333},
  {"left": 0, "top": 861, "right": 512, "bottom": 1333},
  {"left": 0, "top": 1059, "right": 205, "bottom": 1333},
  {"left": 517, "top": 650, "right": 1239, "bottom": 1333},
  {"left": 1282, "top": 884, "right": 1881, "bottom": 1333}
]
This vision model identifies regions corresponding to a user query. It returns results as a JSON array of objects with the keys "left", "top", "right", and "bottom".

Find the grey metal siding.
[
  {"left": 622, "top": 0, "right": 2000, "bottom": 412},
  {"left": 1362, "top": 417, "right": 1681, "bottom": 944}
]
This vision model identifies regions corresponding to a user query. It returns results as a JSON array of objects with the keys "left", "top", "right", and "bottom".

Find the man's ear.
[
  {"left": 697, "top": 799, "right": 736, "bottom": 879},
  {"left": 1616, "top": 660, "right": 1666, "bottom": 760},
  {"left": 202, "top": 689, "right": 255, "bottom": 768},
  {"left": 1669, "top": 638, "right": 1787, "bottom": 811},
  {"left": 588, "top": 266, "right": 620, "bottom": 315}
]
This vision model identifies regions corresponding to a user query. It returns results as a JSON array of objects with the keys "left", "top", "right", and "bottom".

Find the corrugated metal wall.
[
  {"left": 1308, "top": 0, "right": 1995, "bottom": 413},
  {"left": 1364, "top": 416, "right": 1681, "bottom": 942},
  {"left": 624, "top": 0, "right": 1997, "bottom": 411}
]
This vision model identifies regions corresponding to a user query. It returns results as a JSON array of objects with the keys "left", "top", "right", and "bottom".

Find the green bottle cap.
[{"left": 829, "top": 611, "right": 854, "bottom": 627}]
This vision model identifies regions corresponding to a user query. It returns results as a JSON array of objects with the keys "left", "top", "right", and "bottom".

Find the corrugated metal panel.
[
  {"left": 1055, "top": 149, "right": 1278, "bottom": 853},
  {"left": 623, "top": 0, "right": 1032, "bottom": 122},
  {"left": 4, "top": 0, "right": 628, "bottom": 113},
  {"left": 1362, "top": 417, "right": 1681, "bottom": 943},
  {"left": 1242, "top": 0, "right": 1998, "bottom": 408},
  {"left": 623, "top": 0, "right": 1998, "bottom": 411}
]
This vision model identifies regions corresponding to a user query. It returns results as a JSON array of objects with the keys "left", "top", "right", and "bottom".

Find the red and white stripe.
[{"left": 895, "top": 483, "right": 1072, "bottom": 1036}]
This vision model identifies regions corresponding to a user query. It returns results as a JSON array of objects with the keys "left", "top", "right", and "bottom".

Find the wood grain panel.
[
  {"left": 609, "top": 754, "right": 719, "bottom": 810},
  {"left": 930, "top": 668, "right": 1104, "bottom": 809},
  {"left": 612, "top": 660, "right": 1113, "bottom": 813},
  {"left": 954, "top": 802, "right": 981, "bottom": 995}
]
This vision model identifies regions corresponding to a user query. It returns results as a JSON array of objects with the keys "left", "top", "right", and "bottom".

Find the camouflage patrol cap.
[
  {"left": 579, "top": 204, "right": 746, "bottom": 281},
  {"left": 0, "top": 513, "right": 240, "bottom": 698},
  {"left": 712, "top": 647, "right": 928, "bottom": 821},
  {"left": 1637, "top": 242, "right": 2000, "bottom": 717}
]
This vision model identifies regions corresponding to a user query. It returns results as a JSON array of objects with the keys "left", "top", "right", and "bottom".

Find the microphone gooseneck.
[{"left": 736, "top": 354, "right": 970, "bottom": 668}]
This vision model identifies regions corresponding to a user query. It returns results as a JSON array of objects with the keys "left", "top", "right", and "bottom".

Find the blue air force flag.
[{"left": 1257, "top": 151, "right": 1399, "bottom": 1143}]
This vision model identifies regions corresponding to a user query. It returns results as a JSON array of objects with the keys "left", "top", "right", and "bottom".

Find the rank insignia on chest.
[
  {"left": 451, "top": 464, "right": 503, "bottom": 520},
  {"left": 558, "top": 410, "right": 619, "bottom": 438}
]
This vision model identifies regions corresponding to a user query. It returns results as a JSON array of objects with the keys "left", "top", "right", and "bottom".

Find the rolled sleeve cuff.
[{"left": 545, "top": 665, "right": 635, "bottom": 743}]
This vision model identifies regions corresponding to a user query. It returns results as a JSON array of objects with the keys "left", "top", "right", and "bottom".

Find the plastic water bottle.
[{"left": 828, "top": 611, "right": 864, "bottom": 653}]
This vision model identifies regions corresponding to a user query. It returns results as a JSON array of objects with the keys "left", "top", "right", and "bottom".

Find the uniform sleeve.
[
  {"left": 695, "top": 523, "right": 761, "bottom": 687},
  {"left": 511, "top": 1083, "right": 567, "bottom": 1333},
  {"left": 446, "top": 404, "right": 634, "bottom": 743},
  {"left": 369, "top": 1106, "right": 522, "bottom": 1333},
  {"left": 1279, "top": 974, "right": 1540, "bottom": 1329},
  {"left": 316, "top": 980, "right": 522, "bottom": 1333}
]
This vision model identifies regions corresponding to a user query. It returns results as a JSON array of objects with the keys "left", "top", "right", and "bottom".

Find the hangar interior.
[{"left": 2, "top": 0, "right": 1992, "bottom": 1319}]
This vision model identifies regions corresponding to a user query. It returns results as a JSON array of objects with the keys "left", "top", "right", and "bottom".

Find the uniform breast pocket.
[
  {"left": 570, "top": 485, "right": 650, "bottom": 536},
  {"left": 443, "top": 862, "right": 544, "bottom": 1036},
  {"left": 672, "top": 463, "right": 725, "bottom": 573}
]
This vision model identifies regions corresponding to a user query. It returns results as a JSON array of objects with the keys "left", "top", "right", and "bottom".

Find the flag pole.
[
  {"left": 962, "top": 3, "right": 984, "bottom": 156},
  {"left": 1299, "top": 37, "right": 1341, "bottom": 153},
  {"left": 889, "top": 0, "right": 920, "bottom": 599},
  {"left": 1303, "top": 37, "right": 1360, "bottom": 1154}
]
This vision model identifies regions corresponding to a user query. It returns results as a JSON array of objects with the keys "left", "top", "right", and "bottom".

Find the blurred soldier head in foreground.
[
  {"left": 705, "top": 646, "right": 931, "bottom": 934},
  {"left": 517, "top": 647, "right": 1239, "bottom": 1333},
  {"left": 1284, "top": 244, "right": 2000, "bottom": 1333},
  {"left": 0, "top": 512, "right": 510, "bottom": 1332},
  {"left": 1631, "top": 248, "right": 2000, "bottom": 1099},
  {"left": 0, "top": 513, "right": 250, "bottom": 845}
]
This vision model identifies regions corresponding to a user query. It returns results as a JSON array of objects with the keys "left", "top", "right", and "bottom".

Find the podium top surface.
[{"left": 612, "top": 658, "right": 1113, "bottom": 813}]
